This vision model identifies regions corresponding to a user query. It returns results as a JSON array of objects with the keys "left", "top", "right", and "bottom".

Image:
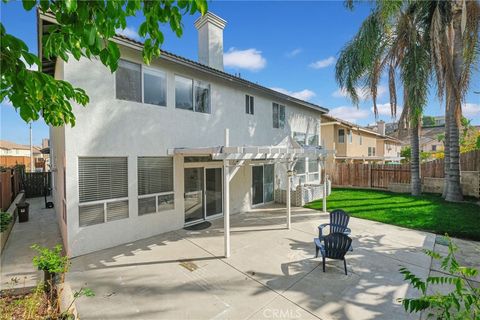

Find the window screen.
[
  {"left": 194, "top": 81, "right": 210, "bottom": 113},
  {"left": 78, "top": 157, "right": 128, "bottom": 203},
  {"left": 144, "top": 69, "right": 166, "bottom": 106},
  {"left": 116, "top": 60, "right": 141, "bottom": 102},
  {"left": 175, "top": 76, "right": 193, "bottom": 110},
  {"left": 137, "top": 157, "right": 174, "bottom": 195}
]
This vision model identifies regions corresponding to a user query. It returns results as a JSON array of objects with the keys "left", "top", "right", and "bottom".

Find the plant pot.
[{"left": 16, "top": 202, "right": 30, "bottom": 223}]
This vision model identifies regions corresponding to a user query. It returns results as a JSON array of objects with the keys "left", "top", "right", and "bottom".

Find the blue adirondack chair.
[
  {"left": 314, "top": 233, "right": 352, "bottom": 275},
  {"left": 318, "top": 209, "right": 351, "bottom": 241}
]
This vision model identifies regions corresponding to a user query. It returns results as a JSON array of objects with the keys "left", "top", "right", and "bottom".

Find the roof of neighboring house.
[
  {"left": 320, "top": 114, "right": 402, "bottom": 143},
  {"left": 0, "top": 140, "right": 42, "bottom": 154},
  {"left": 38, "top": 12, "right": 329, "bottom": 115}
]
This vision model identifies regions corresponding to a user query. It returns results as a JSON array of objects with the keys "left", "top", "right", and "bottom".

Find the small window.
[
  {"left": 348, "top": 130, "right": 353, "bottom": 143},
  {"left": 116, "top": 60, "right": 142, "bottom": 102},
  {"left": 144, "top": 68, "right": 166, "bottom": 106},
  {"left": 273, "top": 103, "right": 285, "bottom": 129},
  {"left": 373, "top": 147, "right": 376, "bottom": 156},
  {"left": 368, "top": 147, "right": 372, "bottom": 157},
  {"left": 194, "top": 80, "right": 210, "bottom": 113},
  {"left": 175, "top": 75, "right": 193, "bottom": 110},
  {"left": 245, "top": 95, "right": 254, "bottom": 114},
  {"left": 359, "top": 135, "right": 362, "bottom": 145},
  {"left": 432, "top": 145, "right": 437, "bottom": 151},
  {"left": 294, "top": 160, "right": 305, "bottom": 175},
  {"left": 338, "top": 129, "right": 345, "bottom": 143}
]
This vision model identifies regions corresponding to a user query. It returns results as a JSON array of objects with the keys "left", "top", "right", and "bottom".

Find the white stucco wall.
[{"left": 55, "top": 45, "right": 325, "bottom": 256}]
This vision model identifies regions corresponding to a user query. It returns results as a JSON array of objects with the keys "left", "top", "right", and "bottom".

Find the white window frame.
[
  {"left": 272, "top": 102, "right": 285, "bottom": 129},
  {"left": 174, "top": 74, "right": 211, "bottom": 114},
  {"left": 338, "top": 129, "right": 345, "bottom": 143},
  {"left": 114, "top": 59, "right": 168, "bottom": 107},
  {"left": 246, "top": 95, "right": 254, "bottom": 115}
]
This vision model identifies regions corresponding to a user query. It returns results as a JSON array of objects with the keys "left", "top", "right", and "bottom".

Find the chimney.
[
  {"left": 194, "top": 12, "right": 227, "bottom": 71},
  {"left": 377, "top": 120, "right": 386, "bottom": 136}
]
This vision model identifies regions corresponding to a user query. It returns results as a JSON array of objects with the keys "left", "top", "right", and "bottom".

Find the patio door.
[
  {"left": 252, "top": 164, "right": 274, "bottom": 205},
  {"left": 184, "top": 167, "right": 222, "bottom": 224}
]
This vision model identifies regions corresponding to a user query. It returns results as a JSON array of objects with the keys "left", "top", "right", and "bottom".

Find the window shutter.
[
  {"left": 79, "top": 204, "right": 105, "bottom": 227},
  {"left": 79, "top": 157, "right": 128, "bottom": 203},
  {"left": 137, "top": 157, "right": 174, "bottom": 195}
]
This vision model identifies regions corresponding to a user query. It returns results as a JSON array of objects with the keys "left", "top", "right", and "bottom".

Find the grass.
[{"left": 305, "top": 188, "right": 480, "bottom": 241}]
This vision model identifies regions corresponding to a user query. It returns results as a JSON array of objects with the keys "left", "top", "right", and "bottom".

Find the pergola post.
[
  {"left": 224, "top": 129, "right": 230, "bottom": 258},
  {"left": 286, "top": 165, "right": 291, "bottom": 230},
  {"left": 322, "top": 159, "right": 327, "bottom": 213}
]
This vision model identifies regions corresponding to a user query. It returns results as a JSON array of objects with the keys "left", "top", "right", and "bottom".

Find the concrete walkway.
[
  {"left": 66, "top": 206, "right": 445, "bottom": 320},
  {"left": 0, "top": 196, "right": 62, "bottom": 290}
]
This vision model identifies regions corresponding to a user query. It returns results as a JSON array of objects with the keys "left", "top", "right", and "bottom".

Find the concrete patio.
[{"left": 67, "top": 205, "right": 437, "bottom": 320}]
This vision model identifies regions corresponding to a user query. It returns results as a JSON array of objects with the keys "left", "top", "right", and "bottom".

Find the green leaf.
[
  {"left": 87, "top": 27, "right": 96, "bottom": 46},
  {"left": 22, "top": 0, "right": 36, "bottom": 11},
  {"left": 65, "top": 0, "right": 77, "bottom": 13}
]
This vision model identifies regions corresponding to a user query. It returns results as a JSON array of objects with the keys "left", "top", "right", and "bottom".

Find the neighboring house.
[
  {"left": 320, "top": 116, "right": 403, "bottom": 174},
  {"left": 39, "top": 12, "right": 331, "bottom": 257},
  {"left": 0, "top": 140, "right": 45, "bottom": 171}
]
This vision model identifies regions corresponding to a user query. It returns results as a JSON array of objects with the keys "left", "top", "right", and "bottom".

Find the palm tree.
[
  {"left": 337, "top": 0, "right": 479, "bottom": 201},
  {"left": 336, "top": 2, "right": 431, "bottom": 196}
]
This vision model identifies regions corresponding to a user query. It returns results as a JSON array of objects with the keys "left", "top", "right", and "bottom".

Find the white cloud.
[
  {"left": 115, "top": 27, "right": 141, "bottom": 41},
  {"left": 463, "top": 103, "right": 480, "bottom": 118},
  {"left": 328, "top": 106, "right": 370, "bottom": 123},
  {"left": 270, "top": 87, "right": 316, "bottom": 101},
  {"left": 224, "top": 48, "right": 266, "bottom": 71},
  {"left": 20, "top": 57, "right": 38, "bottom": 71},
  {"left": 332, "top": 85, "right": 387, "bottom": 100},
  {"left": 371, "top": 102, "right": 403, "bottom": 119},
  {"left": 309, "top": 56, "right": 336, "bottom": 69},
  {"left": 286, "top": 48, "right": 302, "bottom": 58}
]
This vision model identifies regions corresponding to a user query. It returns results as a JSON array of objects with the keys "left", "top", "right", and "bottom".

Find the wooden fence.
[
  {"left": 24, "top": 172, "right": 51, "bottom": 198},
  {"left": 0, "top": 166, "right": 24, "bottom": 211},
  {"left": 331, "top": 150, "right": 480, "bottom": 189}
]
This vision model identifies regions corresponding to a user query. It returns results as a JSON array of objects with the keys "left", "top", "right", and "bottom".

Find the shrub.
[
  {"left": 31, "top": 244, "right": 69, "bottom": 274},
  {"left": 399, "top": 236, "right": 479, "bottom": 319},
  {"left": 0, "top": 212, "right": 12, "bottom": 232}
]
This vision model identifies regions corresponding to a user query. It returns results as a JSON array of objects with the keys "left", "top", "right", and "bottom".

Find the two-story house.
[
  {"left": 40, "top": 12, "right": 331, "bottom": 257},
  {"left": 320, "top": 115, "right": 403, "bottom": 174}
]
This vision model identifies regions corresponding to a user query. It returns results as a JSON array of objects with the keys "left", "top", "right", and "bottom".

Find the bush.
[
  {"left": 0, "top": 212, "right": 12, "bottom": 232},
  {"left": 399, "top": 236, "right": 479, "bottom": 319},
  {"left": 31, "top": 244, "right": 69, "bottom": 274}
]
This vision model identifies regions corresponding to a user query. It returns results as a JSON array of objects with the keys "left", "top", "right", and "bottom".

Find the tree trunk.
[
  {"left": 410, "top": 121, "right": 421, "bottom": 196},
  {"left": 445, "top": 3, "right": 464, "bottom": 202},
  {"left": 442, "top": 95, "right": 450, "bottom": 198}
]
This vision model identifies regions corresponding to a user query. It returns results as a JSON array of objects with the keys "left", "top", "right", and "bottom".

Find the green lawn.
[{"left": 305, "top": 188, "right": 480, "bottom": 241}]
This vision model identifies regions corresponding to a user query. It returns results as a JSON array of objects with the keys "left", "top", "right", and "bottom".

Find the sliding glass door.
[
  {"left": 184, "top": 167, "right": 223, "bottom": 224},
  {"left": 252, "top": 164, "right": 274, "bottom": 205}
]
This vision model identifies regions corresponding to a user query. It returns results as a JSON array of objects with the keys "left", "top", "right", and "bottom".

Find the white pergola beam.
[{"left": 224, "top": 129, "right": 230, "bottom": 258}]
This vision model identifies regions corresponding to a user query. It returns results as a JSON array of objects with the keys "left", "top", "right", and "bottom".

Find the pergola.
[{"left": 171, "top": 129, "right": 333, "bottom": 258}]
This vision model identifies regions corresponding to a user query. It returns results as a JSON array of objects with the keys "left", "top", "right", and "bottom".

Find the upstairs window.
[
  {"left": 368, "top": 147, "right": 376, "bottom": 157},
  {"left": 359, "top": 135, "right": 363, "bottom": 145},
  {"left": 348, "top": 130, "right": 353, "bottom": 143},
  {"left": 116, "top": 60, "right": 141, "bottom": 102},
  {"left": 245, "top": 95, "right": 254, "bottom": 114},
  {"left": 143, "top": 68, "right": 166, "bottom": 106},
  {"left": 338, "top": 129, "right": 345, "bottom": 143},
  {"left": 194, "top": 81, "right": 210, "bottom": 113},
  {"left": 175, "top": 75, "right": 211, "bottom": 113},
  {"left": 175, "top": 76, "right": 194, "bottom": 111},
  {"left": 272, "top": 103, "right": 285, "bottom": 129}
]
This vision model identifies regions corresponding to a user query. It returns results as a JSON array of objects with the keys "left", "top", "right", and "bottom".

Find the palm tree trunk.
[
  {"left": 410, "top": 121, "right": 421, "bottom": 196},
  {"left": 442, "top": 97, "right": 450, "bottom": 198},
  {"left": 445, "top": 2, "right": 464, "bottom": 202}
]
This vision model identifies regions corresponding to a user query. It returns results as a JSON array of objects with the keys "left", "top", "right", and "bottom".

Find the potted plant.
[{"left": 31, "top": 244, "right": 69, "bottom": 293}]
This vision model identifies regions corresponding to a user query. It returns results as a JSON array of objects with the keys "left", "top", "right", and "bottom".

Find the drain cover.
[{"left": 179, "top": 261, "right": 198, "bottom": 272}]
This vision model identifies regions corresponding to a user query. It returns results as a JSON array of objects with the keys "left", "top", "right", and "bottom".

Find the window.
[
  {"left": 175, "top": 76, "right": 211, "bottom": 113},
  {"left": 143, "top": 68, "right": 166, "bottom": 106},
  {"left": 78, "top": 157, "right": 129, "bottom": 227},
  {"left": 137, "top": 157, "right": 174, "bottom": 215},
  {"left": 307, "top": 159, "right": 319, "bottom": 182},
  {"left": 272, "top": 103, "right": 285, "bottom": 128},
  {"left": 348, "top": 130, "right": 353, "bottom": 143},
  {"left": 432, "top": 145, "right": 437, "bottom": 151},
  {"left": 116, "top": 60, "right": 142, "bottom": 102},
  {"left": 359, "top": 135, "right": 363, "bottom": 145},
  {"left": 245, "top": 95, "right": 254, "bottom": 114},
  {"left": 368, "top": 147, "right": 376, "bottom": 157},
  {"left": 175, "top": 75, "right": 193, "bottom": 110},
  {"left": 338, "top": 129, "right": 345, "bottom": 143},
  {"left": 194, "top": 80, "right": 210, "bottom": 113}
]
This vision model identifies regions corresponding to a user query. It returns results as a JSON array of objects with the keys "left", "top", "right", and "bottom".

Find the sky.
[{"left": 1, "top": 1, "right": 479, "bottom": 146}]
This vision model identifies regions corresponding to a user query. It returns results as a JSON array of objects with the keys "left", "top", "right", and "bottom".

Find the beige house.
[{"left": 320, "top": 115, "right": 403, "bottom": 174}]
